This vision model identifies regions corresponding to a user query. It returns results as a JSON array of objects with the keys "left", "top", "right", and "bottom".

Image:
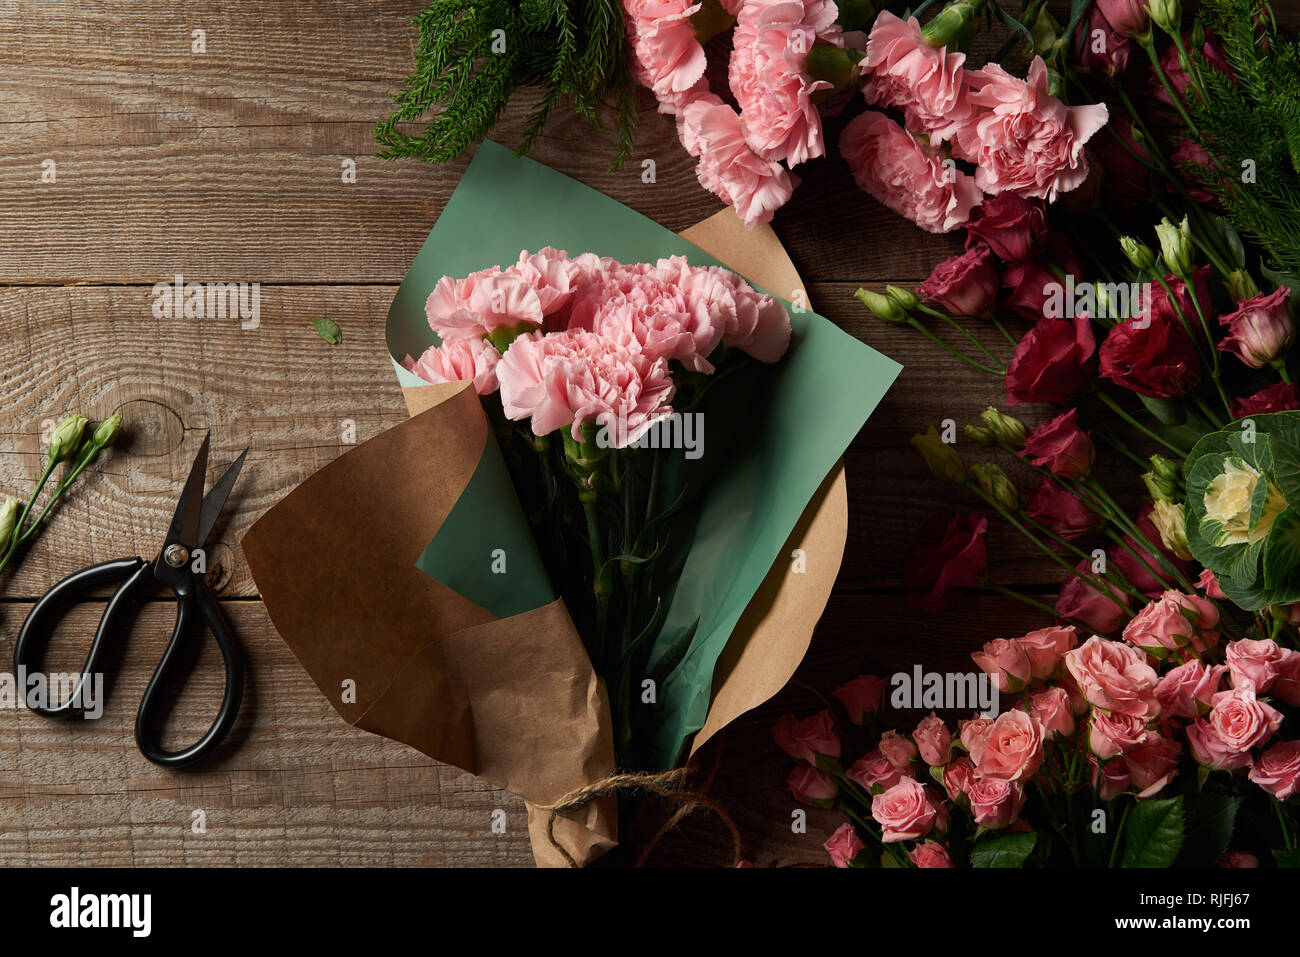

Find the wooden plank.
[{"left": 0, "top": 600, "right": 533, "bottom": 866}]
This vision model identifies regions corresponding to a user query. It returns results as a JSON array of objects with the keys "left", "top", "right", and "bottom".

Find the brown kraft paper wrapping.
[{"left": 243, "top": 211, "right": 847, "bottom": 866}]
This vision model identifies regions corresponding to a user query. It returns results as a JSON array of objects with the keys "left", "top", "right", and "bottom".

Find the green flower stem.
[
  {"left": 905, "top": 318, "right": 1005, "bottom": 376},
  {"left": 0, "top": 458, "right": 57, "bottom": 575},
  {"left": 1095, "top": 424, "right": 1157, "bottom": 469},
  {"left": 986, "top": 581, "right": 1090, "bottom": 631},
  {"left": 1108, "top": 801, "right": 1133, "bottom": 868},
  {"left": 1140, "top": 37, "right": 1203, "bottom": 140},
  {"left": 986, "top": 314, "right": 1019, "bottom": 347},
  {"left": 1086, "top": 477, "right": 1193, "bottom": 589},
  {"left": 1272, "top": 798, "right": 1295, "bottom": 851},
  {"left": 1149, "top": 273, "right": 1233, "bottom": 416},
  {"left": 964, "top": 482, "right": 1092, "bottom": 583},
  {"left": 1094, "top": 391, "right": 1191, "bottom": 458},
  {"left": 917, "top": 303, "right": 1006, "bottom": 371},
  {"left": 17, "top": 443, "right": 104, "bottom": 546}
]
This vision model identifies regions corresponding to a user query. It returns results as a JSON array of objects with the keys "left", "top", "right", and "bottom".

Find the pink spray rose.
[
  {"left": 861, "top": 11, "right": 971, "bottom": 142},
  {"left": 1219, "top": 851, "right": 1261, "bottom": 868},
  {"left": 824, "top": 822, "right": 867, "bottom": 867},
  {"left": 1090, "top": 755, "right": 1131, "bottom": 799},
  {"left": 1218, "top": 287, "right": 1295, "bottom": 369},
  {"left": 1197, "top": 568, "right": 1228, "bottom": 600},
  {"left": 972, "top": 638, "right": 1033, "bottom": 694},
  {"left": 1056, "top": 558, "right": 1132, "bottom": 634},
  {"left": 942, "top": 756, "right": 975, "bottom": 800},
  {"left": 1015, "top": 626, "right": 1078, "bottom": 681},
  {"left": 879, "top": 729, "right": 919, "bottom": 769},
  {"left": 840, "top": 109, "right": 981, "bottom": 234},
  {"left": 1089, "top": 709, "right": 1148, "bottom": 759},
  {"left": 1122, "top": 590, "right": 1220, "bottom": 656},
  {"left": 1030, "top": 687, "right": 1076, "bottom": 739},
  {"left": 973, "top": 709, "right": 1044, "bottom": 782},
  {"left": 833, "top": 675, "right": 886, "bottom": 724},
  {"left": 914, "top": 713, "right": 953, "bottom": 766},
  {"left": 918, "top": 243, "right": 1000, "bottom": 317},
  {"left": 1021, "top": 408, "right": 1095, "bottom": 478},
  {"left": 952, "top": 57, "right": 1109, "bottom": 201},
  {"left": 772, "top": 711, "right": 841, "bottom": 764},
  {"left": 1225, "top": 637, "right": 1297, "bottom": 696},
  {"left": 847, "top": 749, "right": 910, "bottom": 794},
  {"left": 967, "top": 776, "right": 1025, "bottom": 828},
  {"left": 1185, "top": 718, "right": 1254, "bottom": 772},
  {"left": 1248, "top": 740, "right": 1300, "bottom": 800},
  {"left": 496, "top": 329, "right": 675, "bottom": 443},
  {"left": 788, "top": 764, "right": 838, "bottom": 805},
  {"left": 959, "top": 716, "right": 995, "bottom": 765},
  {"left": 1124, "top": 733, "right": 1182, "bottom": 797},
  {"left": 871, "top": 778, "right": 938, "bottom": 842},
  {"left": 910, "top": 843, "right": 955, "bottom": 868},
  {"left": 730, "top": 0, "right": 835, "bottom": 167},
  {"left": 1206, "top": 686, "right": 1284, "bottom": 752},
  {"left": 402, "top": 336, "right": 502, "bottom": 395},
  {"left": 677, "top": 93, "right": 798, "bottom": 227},
  {"left": 1155, "top": 660, "right": 1226, "bottom": 722},
  {"left": 1065, "top": 635, "right": 1159, "bottom": 718}
]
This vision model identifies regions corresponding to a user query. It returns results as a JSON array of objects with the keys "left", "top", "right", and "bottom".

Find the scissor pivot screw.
[{"left": 164, "top": 544, "right": 190, "bottom": 568}]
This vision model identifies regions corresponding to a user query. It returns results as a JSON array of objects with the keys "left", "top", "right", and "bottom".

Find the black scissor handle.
[
  {"left": 135, "top": 579, "right": 243, "bottom": 768},
  {"left": 15, "top": 556, "right": 152, "bottom": 717}
]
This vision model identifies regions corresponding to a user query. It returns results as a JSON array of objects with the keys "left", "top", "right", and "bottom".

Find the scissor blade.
[
  {"left": 197, "top": 448, "right": 248, "bottom": 547},
  {"left": 164, "top": 434, "right": 209, "bottom": 550}
]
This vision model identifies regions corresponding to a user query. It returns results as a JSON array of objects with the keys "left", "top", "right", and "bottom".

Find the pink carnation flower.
[
  {"left": 677, "top": 93, "right": 799, "bottom": 227},
  {"left": 684, "top": 264, "right": 792, "bottom": 362},
  {"left": 624, "top": 0, "right": 709, "bottom": 113},
  {"left": 952, "top": 57, "right": 1109, "bottom": 202},
  {"left": 861, "top": 11, "right": 971, "bottom": 143},
  {"left": 729, "top": 0, "right": 839, "bottom": 167},
  {"left": 840, "top": 109, "right": 981, "bottom": 234},
  {"left": 425, "top": 268, "right": 545, "bottom": 341},
  {"left": 496, "top": 329, "right": 675, "bottom": 444},
  {"left": 402, "top": 336, "right": 501, "bottom": 395}
]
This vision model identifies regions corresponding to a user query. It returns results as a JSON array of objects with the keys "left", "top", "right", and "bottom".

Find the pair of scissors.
[{"left": 14, "top": 435, "right": 247, "bottom": 767}]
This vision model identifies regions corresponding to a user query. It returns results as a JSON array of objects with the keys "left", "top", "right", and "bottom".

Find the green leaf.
[
  {"left": 1178, "top": 792, "right": 1243, "bottom": 866},
  {"left": 1272, "top": 436, "right": 1300, "bottom": 502},
  {"left": 970, "top": 831, "right": 1038, "bottom": 868},
  {"left": 1261, "top": 263, "right": 1300, "bottom": 304},
  {"left": 1122, "top": 796, "right": 1184, "bottom": 868},
  {"left": 1274, "top": 848, "right": 1300, "bottom": 868},
  {"left": 1210, "top": 215, "right": 1248, "bottom": 269},
  {"left": 313, "top": 316, "right": 342, "bottom": 345},
  {"left": 1263, "top": 506, "right": 1300, "bottom": 593}
]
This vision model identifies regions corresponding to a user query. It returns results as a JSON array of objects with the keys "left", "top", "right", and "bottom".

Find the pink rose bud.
[
  {"left": 1218, "top": 851, "right": 1261, "bottom": 868},
  {"left": 1225, "top": 638, "right": 1294, "bottom": 696},
  {"left": 942, "top": 756, "right": 975, "bottom": 801},
  {"left": 972, "top": 637, "right": 1033, "bottom": 693},
  {"left": 1218, "top": 287, "right": 1294, "bottom": 369},
  {"left": 1185, "top": 718, "right": 1253, "bottom": 772},
  {"left": 1029, "top": 687, "right": 1076, "bottom": 739},
  {"left": 1089, "top": 755, "right": 1132, "bottom": 800},
  {"left": 1197, "top": 568, "right": 1228, "bottom": 599},
  {"left": 1207, "top": 686, "right": 1284, "bottom": 752},
  {"left": 847, "top": 750, "right": 911, "bottom": 794},
  {"left": 1014, "top": 625, "right": 1079, "bottom": 680},
  {"left": 824, "top": 822, "right": 868, "bottom": 868},
  {"left": 832, "top": 675, "right": 886, "bottom": 724},
  {"left": 1155, "top": 660, "right": 1226, "bottom": 722},
  {"left": 788, "top": 765, "right": 838, "bottom": 806},
  {"left": 773, "top": 711, "right": 842, "bottom": 765},
  {"left": 1124, "top": 732, "right": 1182, "bottom": 797},
  {"left": 973, "top": 710, "right": 1044, "bottom": 782},
  {"left": 909, "top": 842, "right": 955, "bottom": 868},
  {"left": 1089, "top": 710, "right": 1148, "bottom": 759},
  {"left": 913, "top": 713, "right": 953, "bottom": 767},
  {"left": 1123, "top": 590, "right": 1220, "bottom": 657},
  {"left": 1248, "top": 740, "right": 1300, "bottom": 801},
  {"left": 879, "top": 729, "right": 919, "bottom": 769},
  {"left": 1056, "top": 558, "right": 1132, "bottom": 634}
]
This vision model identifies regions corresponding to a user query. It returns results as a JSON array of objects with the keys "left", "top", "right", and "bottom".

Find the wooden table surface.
[{"left": 0, "top": 1, "right": 1188, "bottom": 866}]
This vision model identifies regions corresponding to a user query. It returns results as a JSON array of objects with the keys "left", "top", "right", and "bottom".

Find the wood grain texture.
[{"left": 0, "top": 0, "right": 1212, "bottom": 868}]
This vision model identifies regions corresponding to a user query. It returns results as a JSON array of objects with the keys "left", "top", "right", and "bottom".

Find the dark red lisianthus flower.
[
  {"left": 1231, "top": 381, "right": 1300, "bottom": 418},
  {"left": 1170, "top": 139, "right": 1220, "bottom": 205},
  {"left": 919, "top": 243, "right": 1000, "bottom": 317},
  {"left": 1002, "top": 261, "right": 1060, "bottom": 320},
  {"left": 1056, "top": 558, "right": 1132, "bottom": 634},
  {"left": 1025, "top": 478, "right": 1103, "bottom": 539},
  {"left": 1149, "top": 265, "right": 1213, "bottom": 332},
  {"left": 906, "top": 513, "right": 989, "bottom": 613},
  {"left": 1074, "top": 6, "right": 1132, "bottom": 77},
  {"left": 1099, "top": 314, "right": 1201, "bottom": 398},
  {"left": 966, "top": 194, "right": 1047, "bottom": 263},
  {"left": 1090, "top": 116, "right": 1153, "bottom": 209},
  {"left": 1021, "top": 408, "right": 1096, "bottom": 478},
  {"left": 1149, "top": 31, "right": 1233, "bottom": 108},
  {"left": 1005, "top": 314, "right": 1098, "bottom": 405}
]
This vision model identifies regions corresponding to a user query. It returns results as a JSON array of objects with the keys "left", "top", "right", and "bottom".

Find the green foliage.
[
  {"left": 1122, "top": 796, "right": 1184, "bottom": 868},
  {"left": 1187, "top": 0, "right": 1300, "bottom": 275},
  {"left": 312, "top": 316, "right": 342, "bottom": 344},
  {"left": 970, "top": 831, "right": 1038, "bottom": 867},
  {"left": 375, "top": 0, "right": 638, "bottom": 169}
]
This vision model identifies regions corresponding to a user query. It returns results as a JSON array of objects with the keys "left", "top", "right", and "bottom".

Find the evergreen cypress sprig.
[
  {"left": 1185, "top": 0, "right": 1300, "bottom": 276},
  {"left": 376, "top": 0, "right": 639, "bottom": 170}
]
